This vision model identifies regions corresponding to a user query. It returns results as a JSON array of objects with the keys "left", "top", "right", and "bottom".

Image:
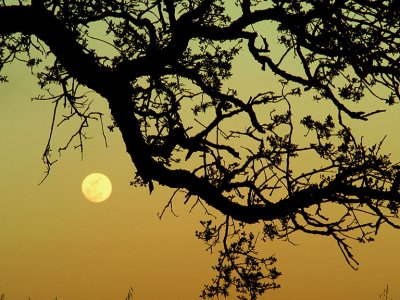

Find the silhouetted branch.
[{"left": 1, "top": 1, "right": 400, "bottom": 298}]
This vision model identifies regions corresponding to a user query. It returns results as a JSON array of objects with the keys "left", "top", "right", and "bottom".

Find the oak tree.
[{"left": 1, "top": 0, "right": 399, "bottom": 299}]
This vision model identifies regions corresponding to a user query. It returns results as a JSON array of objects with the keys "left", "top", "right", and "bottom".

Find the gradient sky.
[{"left": 1, "top": 13, "right": 400, "bottom": 300}]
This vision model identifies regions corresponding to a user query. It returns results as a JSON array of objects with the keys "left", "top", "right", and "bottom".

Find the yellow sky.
[{"left": 1, "top": 16, "right": 400, "bottom": 300}]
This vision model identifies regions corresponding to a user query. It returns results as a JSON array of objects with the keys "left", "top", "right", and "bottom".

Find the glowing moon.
[{"left": 82, "top": 173, "right": 112, "bottom": 203}]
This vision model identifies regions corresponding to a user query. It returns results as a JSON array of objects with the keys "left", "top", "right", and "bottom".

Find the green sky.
[{"left": 1, "top": 11, "right": 400, "bottom": 300}]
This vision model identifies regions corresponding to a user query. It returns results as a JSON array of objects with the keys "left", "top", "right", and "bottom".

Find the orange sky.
[{"left": 1, "top": 18, "right": 400, "bottom": 300}]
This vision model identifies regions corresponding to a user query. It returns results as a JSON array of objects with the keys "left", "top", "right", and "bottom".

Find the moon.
[{"left": 82, "top": 173, "right": 112, "bottom": 203}]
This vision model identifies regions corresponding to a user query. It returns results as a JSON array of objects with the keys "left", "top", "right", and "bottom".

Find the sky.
[{"left": 1, "top": 9, "right": 400, "bottom": 300}]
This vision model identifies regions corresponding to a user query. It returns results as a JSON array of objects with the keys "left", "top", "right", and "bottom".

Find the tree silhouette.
[{"left": 1, "top": 0, "right": 399, "bottom": 299}]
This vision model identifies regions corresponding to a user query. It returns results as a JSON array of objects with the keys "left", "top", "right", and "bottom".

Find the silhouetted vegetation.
[
  {"left": 1, "top": 1, "right": 399, "bottom": 299},
  {"left": 379, "top": 285, "right": 394, "bottom": 300}
]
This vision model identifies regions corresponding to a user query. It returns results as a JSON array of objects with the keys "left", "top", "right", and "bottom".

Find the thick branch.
[{"left": 1, "top": 3, "right": 398, "bottom": 227}]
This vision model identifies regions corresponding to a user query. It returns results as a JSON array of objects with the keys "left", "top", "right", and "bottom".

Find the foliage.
[{"left": 1, "top": 0, "right": 400, "bottom": 298}]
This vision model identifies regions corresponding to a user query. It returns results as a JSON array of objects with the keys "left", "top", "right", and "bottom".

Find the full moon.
[{"left": 82, "top": 173, "right": 112, "bottom": 203}]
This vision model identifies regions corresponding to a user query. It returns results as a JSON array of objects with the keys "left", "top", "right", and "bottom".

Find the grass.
[
  {"left": 1, "top": 285, "right": 395, "bottom": 299},
  {"left": 379, "top": 285, "right": 394, "bottom": 300}
]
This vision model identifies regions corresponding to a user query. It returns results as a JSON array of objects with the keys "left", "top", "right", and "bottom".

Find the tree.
[{"left": 0, "top": 0, "right": 399, "bottom": 299}]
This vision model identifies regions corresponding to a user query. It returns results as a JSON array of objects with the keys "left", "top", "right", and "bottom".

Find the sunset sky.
[{"left": 1, "top": 8, "right": 400, "bottom": 300}]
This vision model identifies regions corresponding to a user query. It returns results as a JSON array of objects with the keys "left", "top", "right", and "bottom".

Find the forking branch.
[{"left": 0, "top": 1, "right": 399, "bottom": 298}]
